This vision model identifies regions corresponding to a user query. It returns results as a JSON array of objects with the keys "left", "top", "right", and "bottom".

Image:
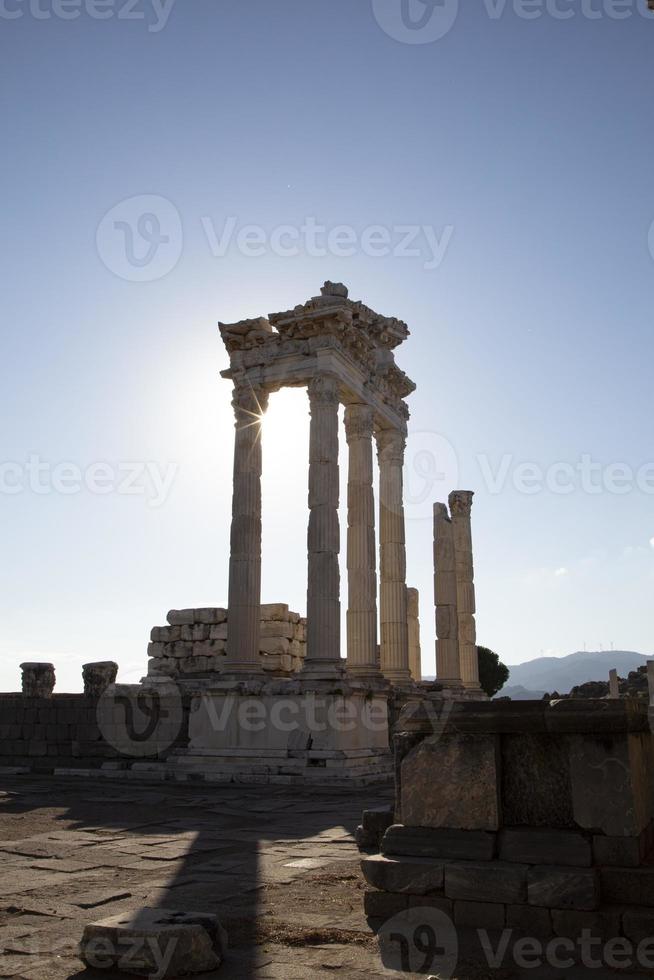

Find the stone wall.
[
  {"left": 362, "top": 699, "right": 654, "bottom": 946},
  {"left": 0, "top": 693, "right": 187, "bottom": 772},
  {"left": 147, "top": 604, "right": 307, "bottom": 679}
]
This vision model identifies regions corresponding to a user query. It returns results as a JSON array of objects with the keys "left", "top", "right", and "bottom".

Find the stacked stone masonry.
[
  {"left": 362, "top": 698, "right": 654, "bottom": 947},
  {"left": 147, "top": 605, "right": 307, "bottom": 679}
]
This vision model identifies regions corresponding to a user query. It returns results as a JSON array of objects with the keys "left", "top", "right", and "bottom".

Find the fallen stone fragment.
[{"left": 80, "top": 907, "right": 228, "bottom": 977}]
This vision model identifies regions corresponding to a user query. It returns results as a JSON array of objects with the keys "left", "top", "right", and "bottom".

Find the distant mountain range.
[{"left": 497, "top": 650, "right": 651, "bottom": 699}]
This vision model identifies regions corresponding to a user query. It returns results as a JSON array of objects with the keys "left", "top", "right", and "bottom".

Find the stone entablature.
[{"left": 219, "top": 281, "right": 415, "bottom": 436}]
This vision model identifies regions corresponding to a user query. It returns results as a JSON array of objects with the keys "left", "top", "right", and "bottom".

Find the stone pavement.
[
  {"left": 2, "top": 775, "right": 651, "bottom": 980},
  {"left": 0, "top": 774, "right": 397, "bottom": 979}
]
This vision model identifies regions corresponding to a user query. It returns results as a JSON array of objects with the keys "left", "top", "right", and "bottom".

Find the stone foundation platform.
[{"left": 363, "top": 698, "right": 654, "bottom": 954}]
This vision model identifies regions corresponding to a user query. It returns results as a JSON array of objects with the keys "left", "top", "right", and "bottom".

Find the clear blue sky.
[{"left": 1, "top": 0, "right": 653, "bottom": 691}]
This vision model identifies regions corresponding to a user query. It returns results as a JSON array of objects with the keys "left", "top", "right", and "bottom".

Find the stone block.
[
  {"left": 362, "top": 805, "right": 394, "bottom": 841},
  {"left": 445, "top": 861, "right": 527, "bottom": 904},
  {"left": 623, "top": 908, "right": 654, "bottom": 944},
  {"left": 363, "top": 890, "right": 408, "bottom": 919},
  {"left": 407, "top": 894, "right": 452, "bottom": 915},
  {"left": 499, "top": 829, "right": 591, "bottom": 868},
  {"left": 453, "top": 900, "right": 505, "bottom": 930},
  {"left": 193, "top": 608, "right": 227, "bottom": 625},
  {"left": 399, "top": 733, "right": 500, "bottom": 831},
  {"left": 259, "top": 637, "right": 290, "bottom": 656},
  {"left": 528, "top": 867, "right": 598, "bottom": 910},
  {"left": 382, "top": 825, "right": 495, "bottom": 862},
  {"left": 506, "top": 904, "right": 552, "bottom": 936},
  {"left": 601, "top": 867, "right": 654, "bottom": 907},
  {"left": 550, "top": 907, "right": 621, "bottom": 941},
  {"left": 209, "top": 624, "right": 228, "bottom": 641},
  {"left": 166, "top": 609, "right": 194, "bottom": 626},
  {"left": 260, "top": 621, "right": 294, "bottom": 639},
  {"left": 361, "top": 854, "right": 446, "bottom": 895},
  {"left": 593, "top": 834, "right": 643, "bottom": 868},
  {"left": 79, "top": 908, "right": 227, "bottom": 977},
  {"left": 260, "top": 603, "right": 289, "bottom": 621}
]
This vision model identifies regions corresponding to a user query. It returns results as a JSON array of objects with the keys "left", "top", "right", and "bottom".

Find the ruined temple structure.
[
  {"left": 5, "top": 283, "right": 486, "bottom": 785},
  {"left": 141, "top": 281, "right": 485, "bottom": 784}
]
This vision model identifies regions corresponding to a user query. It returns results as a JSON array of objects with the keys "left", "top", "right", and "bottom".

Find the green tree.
[{"left": 477, "top": 646, "right": 510, "bottom": 698}]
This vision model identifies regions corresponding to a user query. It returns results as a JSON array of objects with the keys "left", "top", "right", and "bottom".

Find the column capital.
[
  {"left": 449, "top": 490, "right": 474, "bottom": 518},
  {"left": 231, "top": 382, "right": 269, "bottom": 425},
  {"left": 376, "top": 427, "right": 406, "bottom": 463},
  {"left": 307, "top": 373, "right": 340, "bottom": 407},
  {"left": 344, "top": 403, "right": 374, "bottom": 442}
]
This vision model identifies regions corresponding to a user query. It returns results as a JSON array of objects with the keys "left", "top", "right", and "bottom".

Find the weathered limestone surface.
[
  {"left": 82, "top": 662, "right": 118, "bottom": 699},
  {"left": 406, "top": 587, "right": 421, "bottom": 681},
  {"left": 20, "top": 662, "right": 55, "bottom": 698},
  {"left": 304, "top": 374, "right": 342, "bottom": 677},
  {"left": 148, "top": 606, "right": 306, "bottom": 679},
  {"left": 448, "top": 490, "right": 480, "bottom": 689},
  {"left": 344, "top": 404, "right": 379, "bottom": 678},
  {"left": 399, "top": 733, "right": 500, "bottom": 831},
  {"left": 80, "top": 908, "right": 227, "bottom": 977},
  {"left": 224, "top": 383, "right": 269, "bottom": 674},
  {"left": 433, "top": 503, "right": 462, "bottom": 687},
  {"left": 361, "top": 853, "right": 446, "bottom": 894},
  {"left": 377, "top": 429, "right": 411, "bottom": 685}
]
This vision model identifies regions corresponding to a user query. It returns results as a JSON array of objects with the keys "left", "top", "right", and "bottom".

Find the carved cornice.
[{"left": 220, "top": 284, "right": 415, "bottom": 423}]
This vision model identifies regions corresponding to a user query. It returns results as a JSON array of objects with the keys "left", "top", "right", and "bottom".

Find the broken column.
[
  {"left": 345, "top": 403, "right": 380, "bottom": 678},
  {"left": 303, "top": 373, "right": 343, "bottom": 678},
  {"left": 433, "top": 503, "right": 462, "bottom": 687},
  {"left": 449, "top": 490, "right": 480, "bottom": 690},
  {"left": 406, "top": 587, "right": 421, "bottom": 682},
  {"left": 83, "top": 661, "right": 118, "bottom": 698},
  {"left": 224, "top": 382, "right": 269, "bottom": 674},
  {"left": 20, "top": 662, "right": 55, "bottom": 698},
  {"left": 377, "top": 429, "right": 411, "bottom": 685}
]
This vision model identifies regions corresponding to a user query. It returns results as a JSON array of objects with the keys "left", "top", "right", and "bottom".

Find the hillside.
[{"left": 504, "top": 650, "right": 650, "bottom": 697}]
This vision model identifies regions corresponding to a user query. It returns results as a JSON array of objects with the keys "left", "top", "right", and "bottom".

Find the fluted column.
[
  {"left": 224, "top": 383, "right": 268, "bottom": 673},
  {"left": 377, "top": 428, "right": 411, "bottom": 685},
  {"left": 449, "top": 490, "right": 480, "bottom": 689},
  {"left": 406, "top": 587, "right": 422, "bottom": 682},
  {"left": 434, "top": 502, "right": 463, "bottom": 686},
  {"left": 344, "top": 404, "right": 380, "bottom": 678},
  {"left": 304, "top": 374, "right": 342, "bottom": 677}
]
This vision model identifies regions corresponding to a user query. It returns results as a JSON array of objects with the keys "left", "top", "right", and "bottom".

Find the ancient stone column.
[
  {"left": 83, "top": 661, "right": 118, "bottom": 698},
  {"left": 21, "top": 662, "right": 55, "bottom": 698},
  {"left": 434, "top": 503, "right": 463, "bottom": 687},
  {"left": 224, "top": 382, "right": 269, "bottom": 673},
  {"left": 406, "top": 587, "right": 422, "bottom": 682},
  {"left": 449, "top": 490, "right": 480, "bottom": 690},
  {"left": 377, "top": 428, "right": 411, "bottom": 685},
  {"left": 344, "top": 404, "right": 380, "bottom": 678},
  {"left": 303, "top": 374, "right": 342, "bottom": 677}
]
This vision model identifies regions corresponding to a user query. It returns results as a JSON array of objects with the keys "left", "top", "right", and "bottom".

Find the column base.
[{"left": 301, "top": 659, "right": 346, "bottom": 682}]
